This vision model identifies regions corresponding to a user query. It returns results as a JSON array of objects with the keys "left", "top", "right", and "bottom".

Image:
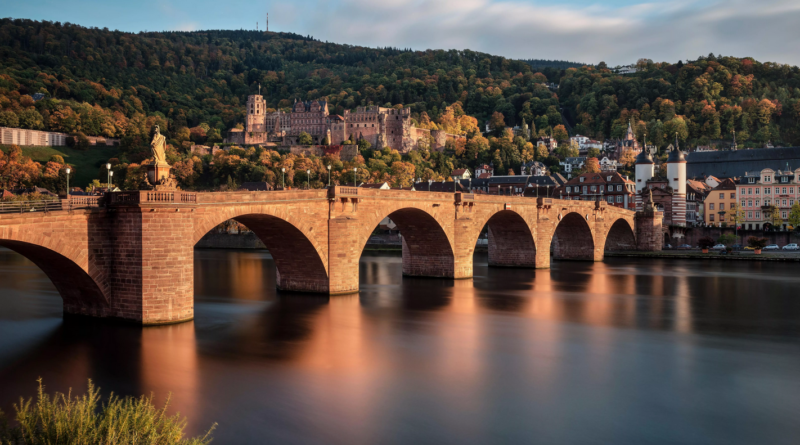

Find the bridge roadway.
[{"left": 0, "top": 187, "right": 661, "bottom": 325}]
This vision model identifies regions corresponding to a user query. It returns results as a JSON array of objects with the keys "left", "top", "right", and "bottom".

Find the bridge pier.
[{"left": 111, "top": 204, "right": 196, "bottom": 325}]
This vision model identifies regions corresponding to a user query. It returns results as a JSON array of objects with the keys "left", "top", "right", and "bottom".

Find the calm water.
[{"left": 1, "top": 248, "right": 800, "bottom": 444}]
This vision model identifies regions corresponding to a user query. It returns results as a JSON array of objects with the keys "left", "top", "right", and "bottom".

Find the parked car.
[
  {"left": 782, "top": 243, "right": 799, "bottom": 251},
  {"left": 712, "top": 244, "right": 726, "bottom": 250},
  {"left": 731, "top": 244, "right": 743, "bottom": 250},
  {"left": 744, "top": 246, "right": 756, "bottom": 251},
  {"left": 664, "top": 244, "right": 673, "bottom": 249},
  {"left": 678, "top": 244, "right": 692, "bottom": 249},
  {"left": 764, "top": 244, "right": 780, "bottom": 250}
]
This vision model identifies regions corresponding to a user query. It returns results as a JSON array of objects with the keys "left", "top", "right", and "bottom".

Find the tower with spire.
[{"left": 665, "top": 133, "right": 687, "bottom": 226}]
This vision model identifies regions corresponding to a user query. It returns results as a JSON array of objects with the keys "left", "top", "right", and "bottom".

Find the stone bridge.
[{"left": 0, "top": 187, "right": 661, "bottom": 325}]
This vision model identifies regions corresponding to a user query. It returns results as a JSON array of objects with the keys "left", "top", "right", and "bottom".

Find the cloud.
[{"left": 286, "top": 0, "right": 800, "bottom": 66}]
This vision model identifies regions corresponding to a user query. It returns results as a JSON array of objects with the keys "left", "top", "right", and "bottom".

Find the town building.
[
  {"left": 557, "top": 172, "right": 635, "bottom": 209},
  {"left": 560, "top": 156, "right": 586, "bottom": 174},
  {"left": 520, "top": 161, "right": 548, "bottom": 176},
  {"left": 736, "top": 167, "right": 800, "bottom": 230},
  {"left": 474, "top": 164, "right": 494, "bottom": 178},
  {"left": 450, "top": 169, "right": 471, "bottom": 180},
  {"left": 599, "top": 156, "right": 619, "bottom": 172},
  {"left": 605, "top": 121, "right": 643, "bottom": 160},
  {"left": 686, "top": 179, "right": 710, "bottom": 226},
  {"left": 0, "top": 127, "right": 119, "bottom": 147},
  {"left": 536, "top": 137, "right": 558, "bottom": 152},
  {"left": 704, "top": 178, "right": 738, "bottom": 227}
]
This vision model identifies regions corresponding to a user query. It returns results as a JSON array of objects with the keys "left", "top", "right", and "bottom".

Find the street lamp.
[
  {"left": 106, "top": 163, "right": 111, "bottom": 190},
  {"left": 306, "top": 169, "right": 310, "bottom": 190},
  {"left": 109, "top": 171, "right": 114, "bottom": 191},
  {"left": 327, "top": 165, "right": 331, "bottom": 188},
  {"left": 65, "top": 166, "right": 71, "bottom": 199},
  {"left": 281, "top": 167, "right": 285, "bottom": 189},
  {"left": 353, "top": 167, "right": 358, "bottom": 188},
  {"left": 428, "top": 179, "right": 432, "bottom": 192}
]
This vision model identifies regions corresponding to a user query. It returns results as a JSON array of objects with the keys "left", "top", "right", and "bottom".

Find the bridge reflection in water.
[{"left": 0, "top": 249, "right": 799, "bottom": 443}]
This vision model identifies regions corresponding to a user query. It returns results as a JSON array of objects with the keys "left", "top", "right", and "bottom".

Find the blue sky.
[{"left": 6, "top": 0, "right": 800, "bottom": 66}]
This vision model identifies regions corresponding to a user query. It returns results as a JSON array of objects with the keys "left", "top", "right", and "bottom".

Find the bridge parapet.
[{"left": 108, "top": 190, "right": 198, "bottom": 206}]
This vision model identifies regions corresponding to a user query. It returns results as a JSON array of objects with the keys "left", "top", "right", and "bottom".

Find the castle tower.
[
  {"left": 634, "top": 142, "right": 655, "bottom": 211},
  {"left": 666, "top": 134, "right": 687, "bottom": 226},
  {"left": 246, "top": 94, "right": 266, "bottom": 133}
]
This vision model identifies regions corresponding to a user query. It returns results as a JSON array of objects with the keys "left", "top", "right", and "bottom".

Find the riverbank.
[{"left": 607, "top": 250, "right": 800, "bottom": 262}]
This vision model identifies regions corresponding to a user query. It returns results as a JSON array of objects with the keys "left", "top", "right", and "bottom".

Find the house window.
[
  {"left": 709, "top": 203, "right": 715, "bottom": 210},
  {"left": 783, "top": 211, "right": 788, "bottom": 218},
  {"left": 783, "top": 187, "right": 787, "bottom": 194},
  {"left": 783, "top": 199, "right": 788, "bottom": 206},
  {"left": 741, "top": 200, "right": 746, "bottom": 207},
  {"left": 607, "top": 196, "right": 613, "bottom": 203},
  {"left": 748, "top": 200, "right": 752, "bottom": 207},
  {"left": 617, "top": 195, "right": 623, "bottom": 203},
  {"left": 580, "top": 177, "right": 585, "bottom": 182},
  {"left": 582, "top": 186, "right": 587, "bottom": 193},
  {"left": 617, "top": 185, "right": 622, "bottom": 191},
  {"left": 766, "top": 188, "right": 771, "bottom": 194},
  {"left": 756, "top": 212, "right": 761, "bottom": 219},
  {"left": 710, "top": 214, "right": 715, "bottom": 221},
  {"left": 720, "top": 203, "right": 725, "bottom": 210},
  {"left": 748, "top": 211, "right": 752, "bottom": 218},
  {"left": 749, "top": 178, "right": 755, "bottom": 184},
  {"left": 756, "top": 199, "right": 760, "bottom": 206},
  {"left": 591, "top": 186, "right": 597, "bottom": 192},
  {"left": 748, "top": 188, "right": 752, "bottom": 194},
  {"left": 607, "top": 176, "right": 612, "bottom": 181},
  {"left": 730, "top": 193, "right": 735, "bottom": 199},
  {"left": 755, "top": 188, "right": 760, "bottom": 194},
  {"left": 719, "top": 193, "right": 724, "bottom": 199},
  {"left": 566, "top": 186, "right": 571, "bottom": 193}
]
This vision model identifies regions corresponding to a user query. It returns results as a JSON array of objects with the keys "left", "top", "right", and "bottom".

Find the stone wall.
[{"left": 681, "top": 227, "right": 798, "bottom": 246}]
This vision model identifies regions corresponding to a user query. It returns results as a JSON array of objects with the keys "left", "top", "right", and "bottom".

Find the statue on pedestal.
[{"left": 143, "top": 125, "right": 178, "bottom": 190}]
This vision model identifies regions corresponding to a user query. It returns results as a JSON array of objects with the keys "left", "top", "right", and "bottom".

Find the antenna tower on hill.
[{"left": 266, "top": 13, "right": 269, "bottom": 32}]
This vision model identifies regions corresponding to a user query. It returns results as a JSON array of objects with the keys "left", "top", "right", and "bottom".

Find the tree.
[
  {"left": 489, "top": 111, "right": 506, "bottom": 133},
  {"left": 788, "top": 202, "right": 800, "bottom": 230},
  {"left": 729, "top": 203, "right": 746, "bottom": 230},
  {"left": 767, "top": 204, "right": 783, "bottom": 229},
  {"left": 552, "top": 125, "right": 569, "bottom": 142},
  {"left": 747, "top": 236, "right": 768, "bottom": 250},
  {"left": 389, "top": 161, "right": 416, "bottom": 188},
  {"left": 619, "top": 148, "right": 637, "bottom": 167},
  {"left": 298, "top": 131, "right": 313, "bottom": 145},
  {"left": 718, "top": 233, "right": 736, "bottom": 247},
  {"left": 0, "top": 110, "right": 19, "bottom": 128},
  {"left": 583, "top": 157, "right": 601, "bottom": 173},
  {"left": 698, "top": 236, "right": 715, "bottom": 250},
  {"left": 587, "top": 147, "right": 601, "bottom": 158}
]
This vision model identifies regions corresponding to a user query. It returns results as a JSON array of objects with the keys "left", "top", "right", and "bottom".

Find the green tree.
[
  {"left": 789, "top": 202, "right": 800, "bottom": 230},
  {"left": 767, "top": 204, "right": 784, "bottom": 229},
  {"left": 298, "top": 131, "right": 313, "bottom": 145},
  {"left": 0, "top": 110, "right": 18, "bottom": 128},
  {"left": 552, "top": 125, "right": 569, "bottom": 142}
]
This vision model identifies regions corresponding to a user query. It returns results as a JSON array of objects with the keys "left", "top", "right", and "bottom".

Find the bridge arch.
[
  {"left": 603, "top": 217, "right": 636, "bottom": 252},
  {"left": 357, "top": 207, "right": 455, "bottom": 278},
  {"left": 0, "top": 239, "right": 110, "bottom": 316},
  {"left": 193, "top": 207, "right": 329, "bottom": 293},
  {"left": 481, "top": 210, "right": 536, "bottom": 267},
  {"left": 551, "top": 212, "right": 596, "bottom": 261}
]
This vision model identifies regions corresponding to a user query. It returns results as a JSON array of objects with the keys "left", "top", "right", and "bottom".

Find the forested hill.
[{"left": 1, "top": 17, "right": 800, "bottom": 150}]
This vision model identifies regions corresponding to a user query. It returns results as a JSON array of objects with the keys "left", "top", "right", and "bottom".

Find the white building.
[{"left": 560, "top": 156, "right": 586, "bottom": 174}]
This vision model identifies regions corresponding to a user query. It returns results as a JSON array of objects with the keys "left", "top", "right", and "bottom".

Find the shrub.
[
  {"left": 718, "top": 233, "right": 736, "bottom": 246},
  {"left": 748, "top": 236, "right": 768, "bottom": 249},
  {"left": 698, "top": 236, "right": 715, "bottom": 249},
  {"left": 0, "top": 379, "right": 215, "bottom": 445}
]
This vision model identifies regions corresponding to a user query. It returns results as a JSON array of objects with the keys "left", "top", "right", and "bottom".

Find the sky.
[{"left": 6, "top": 0, "right": 800, "bottom": 66}]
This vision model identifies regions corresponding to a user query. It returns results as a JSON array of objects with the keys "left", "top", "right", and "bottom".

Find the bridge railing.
[
  {"left": 108, "top": 191, "right": 198, "bottom": 205},
  {"left": 0, "top": 199, "right": 63, "bottom": 214}
]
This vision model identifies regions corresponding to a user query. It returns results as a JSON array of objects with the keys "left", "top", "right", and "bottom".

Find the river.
[{"left": 0, "top": 247, "right": 799, "bottom": 444}]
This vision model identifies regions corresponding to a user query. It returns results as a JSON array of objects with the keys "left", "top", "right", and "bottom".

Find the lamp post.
[
  {"left": 281, "top": 167, "right": 285, "bottom": 189},
  {"left": 65, "top": 167, "right": 71, "bottom": 208},
  {"left": 428, "top": 179, "right": 432, "bottom": 192},
  {"left": 106, "top": 163, "right": 111, "bottom": 190},
  {"left": 306, "top": 169, "right": 310, "bottom": 190},
  {"left": 109, "top": 171, "right": 114, "bottom": 191},
  {"left": 327, "top": 165, "right": 331, "bottom": 188},
  {"left": 353, "top": 167, "right": 358, "bottom": 188}
]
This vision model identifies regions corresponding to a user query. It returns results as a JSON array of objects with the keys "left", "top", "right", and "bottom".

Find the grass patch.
[
  {"left": 0, "top": 145, "right": 120, "bottom": 189},
  {"left": 0, "top": 378, "right": 215, "bottom": 444}
]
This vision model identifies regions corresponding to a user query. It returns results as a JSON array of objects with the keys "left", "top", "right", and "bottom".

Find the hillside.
[{"left": 1, "top": 18, "right": 800, "bottom": 192}]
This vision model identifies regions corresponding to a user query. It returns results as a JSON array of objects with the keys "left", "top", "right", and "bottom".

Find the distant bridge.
[{"left": 0, "top": 188, "right": 660, "bottom": 325}]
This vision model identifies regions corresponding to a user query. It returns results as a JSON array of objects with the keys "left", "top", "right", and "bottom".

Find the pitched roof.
[
  {"left": 687, "top": 147, "right": 800, "bottom": 179},
  {"left": 451, "top": 169, "right": 468, "bottom": 176}
]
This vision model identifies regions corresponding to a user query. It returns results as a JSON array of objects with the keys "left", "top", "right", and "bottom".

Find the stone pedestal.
[{"left": 145, "top": 163, "right": 178, "bottom": 191}]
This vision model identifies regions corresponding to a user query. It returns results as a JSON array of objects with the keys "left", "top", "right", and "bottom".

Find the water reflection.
[{"left": 1, "top": 247, "right": 800, "bottom": 444}]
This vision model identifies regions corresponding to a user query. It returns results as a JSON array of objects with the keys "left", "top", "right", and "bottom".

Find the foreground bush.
[{"left": 0, "top": 379, "right": 215, "bottom": 444}]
